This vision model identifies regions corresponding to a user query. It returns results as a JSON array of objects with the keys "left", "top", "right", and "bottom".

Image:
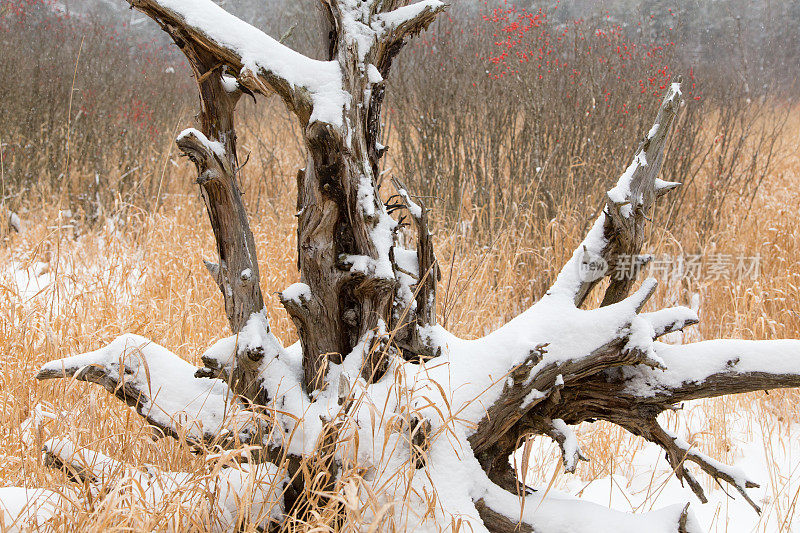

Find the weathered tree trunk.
[
  {"left": 33, "top": 2, "right": 800, "bottom": 532},
  {"left": 282, "top": 1, "right": 444, "bottom": 390}
]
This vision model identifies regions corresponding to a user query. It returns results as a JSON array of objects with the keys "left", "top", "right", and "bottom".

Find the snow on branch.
[
  {"left": 128, "top": 0, "right": 347, "bottom": 126},
  {"left": 326, "top": 0, "right": 446, "bottom": 76},
  {"left": 547, "top": 78, "right": 684, "bottom": 306},
  {"left": 546, "top": 418, "right": 588, "bottom": 473},
  {"left": 640, "top": 307, "right": 699, "bottom": 339},
  {"left": 43, "top": 437, "right": 286, "bottom": 529},
  {"left": 373, "top": 0, "right": 447, "bottom": 71},
  {"left": 624, "top": 339, "right": 800, "bottom": 401},
  {"left": 36, "top": 335, "right": 262, "bottom": 444},
  {"left": 429, "top": 280, "right": 664, "bottom": 454},
  {"left": 176, "top": 128, "right": 230, "bottom": 182},
  {"left": 389, "top": 177, "right": 440, "bottom": 356},
  {"left": 530, "top": 339, "right": 800, "bottom": 512},
  {"left": 374, "top": 1, "right": 446, "bottom": 39},
  {"left": 43, "top": 437, "right": 143, "bottom": 485}
]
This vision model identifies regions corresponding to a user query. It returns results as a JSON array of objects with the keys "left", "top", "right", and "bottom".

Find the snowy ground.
[
  {"left": 518, "top": 400, "right": 800, "bottom": 532},
  {"left": 2, "top": 226, "right": 799, "bottom": 531}
]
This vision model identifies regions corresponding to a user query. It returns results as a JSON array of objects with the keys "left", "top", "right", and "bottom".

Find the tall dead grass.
[{"left": 1, "top": 102, "right": 799, "bottom": 530}]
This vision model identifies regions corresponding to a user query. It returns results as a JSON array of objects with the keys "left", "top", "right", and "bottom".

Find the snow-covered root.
[
  {"left": 517, "top": 339, "right": 800, "bottom": 514},
  {"left": 35, "top": 334, "right": 265, "bottom": 446},
  {"left": 462, "top": 279, "right": 668, "bottom": 457},
  {"left": 0, "top": 487, "right": 63, "bottom": 532},
  {"left": 42, "top": 437, "right": 286, "bottom": 532},
  {"left": 474, "top": 486, "right": 700, "bottom": 533}
]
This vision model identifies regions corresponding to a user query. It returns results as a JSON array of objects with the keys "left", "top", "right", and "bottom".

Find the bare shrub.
[
  {"left": 0, "top": 0, "right": 192, "bottom": 217},
  {"left": 387, "top": 3, "right": 793, "bottom": 240}
]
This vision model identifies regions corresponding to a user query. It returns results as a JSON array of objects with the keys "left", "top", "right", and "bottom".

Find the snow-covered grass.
[{"left": 1, "top": 109, "right": 800, "bottom": 530}]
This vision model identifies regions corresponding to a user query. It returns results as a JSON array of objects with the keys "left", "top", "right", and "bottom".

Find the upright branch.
[
  {"left": 388, "top": 176, "right": 441, "bottom": 358},
  {"left": 124, "top": 0, "right": 311, "bottom": 402},
  {"left": 547, "top": 78, "right": 684, "bottom": 307}
]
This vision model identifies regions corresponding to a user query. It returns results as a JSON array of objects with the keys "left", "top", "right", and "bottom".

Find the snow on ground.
[
  {"left": 0, "top": 487, "right": 60, "bottom": 531},
  {"left": 0, "top": 220, "right": 144, "bottom": 310},
  {"left": 4, "top": 220, "right": 799, "bottom": 531},
  {"left": 519, "top": 397, "right": 800, "bottom": 532}
]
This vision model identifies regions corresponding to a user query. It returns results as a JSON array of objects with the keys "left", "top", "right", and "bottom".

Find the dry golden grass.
[{"left": 1, "top": 108, "right": 799, "bottom": 531}]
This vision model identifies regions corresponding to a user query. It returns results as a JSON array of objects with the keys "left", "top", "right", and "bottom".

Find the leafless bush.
[
  {"left": 386, "top": 3, "right": 794, "bottom": 240},
  {"left": 0, "top": 0, "right": 192, "bottom": 218},
  {"left": 0, "top": 0, "right": 795, "bottom": 241}
]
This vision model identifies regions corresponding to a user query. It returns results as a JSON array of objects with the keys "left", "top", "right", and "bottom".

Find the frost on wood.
[{"left": 30, "top": 1, "right": 800, "bottom": 531}]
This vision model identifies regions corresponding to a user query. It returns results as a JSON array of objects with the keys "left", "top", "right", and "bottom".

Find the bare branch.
[
  {"left": 390, "top": 176, "right": 440, "bottom": 357},
  {"left": 644, "top": 420, "right": 762, "bottom": 513},
  {"left": 515, "top": 339, "right": 800, "bottom": 513},
  {"left": 373, "top": 1, "right": 447, "bottom": 74}
]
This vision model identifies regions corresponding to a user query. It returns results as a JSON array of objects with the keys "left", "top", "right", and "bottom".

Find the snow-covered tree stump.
[{"left": 32, "top": 1, "right": 800, "bottom": 531}]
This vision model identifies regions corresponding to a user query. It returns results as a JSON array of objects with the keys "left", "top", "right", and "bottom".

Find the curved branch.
[
  {"left": 36, "top": 334, "right": 264, "bottom": 445},
  {"left": 373, "top": 0, "right": 446, "bottom": 74},
  {"left": 127, "top": 0, "right": 345, "bottom": 126}
]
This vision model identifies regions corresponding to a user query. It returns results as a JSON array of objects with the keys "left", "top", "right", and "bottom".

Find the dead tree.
[{"left": 34, "top": 1, "right": 800, "bottom": 531}]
